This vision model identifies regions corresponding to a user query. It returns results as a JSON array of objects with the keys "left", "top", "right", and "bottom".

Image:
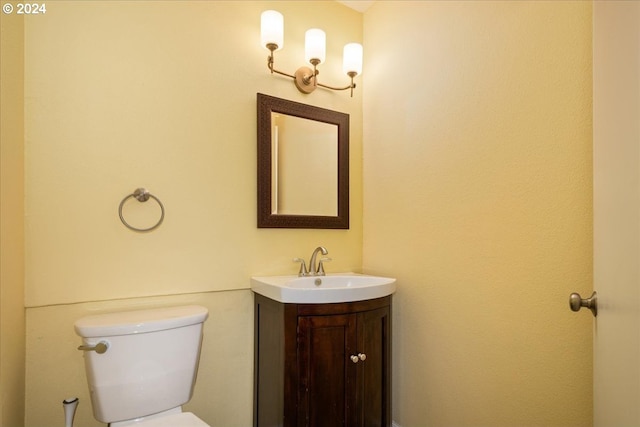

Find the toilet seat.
[{"left": 128, "top": 412, "right": 210, "bottom": 427}]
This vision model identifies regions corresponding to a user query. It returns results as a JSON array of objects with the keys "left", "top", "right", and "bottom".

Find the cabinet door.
[
  {"left": 357, "top": 306, "right": 391, "bottom": 427},
  {"left": 298, "top": 313, "right": 358, "bottom": 427}
]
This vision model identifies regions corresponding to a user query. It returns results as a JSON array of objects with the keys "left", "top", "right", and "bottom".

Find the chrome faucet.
[{"left": 293, "top": 246, "right": 330, "bottom": 276}]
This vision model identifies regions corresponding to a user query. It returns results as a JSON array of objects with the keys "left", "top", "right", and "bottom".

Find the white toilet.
[{"left": 74, "top": 305, "right": 211, "bottom": 426}]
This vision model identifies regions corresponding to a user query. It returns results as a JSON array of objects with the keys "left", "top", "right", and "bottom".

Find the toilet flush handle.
[{"left": 78, "top": 341, "right": 109, "bottom": 354}]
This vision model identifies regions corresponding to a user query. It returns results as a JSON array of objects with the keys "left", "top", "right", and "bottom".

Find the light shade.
[
  {"left": 342, "top": 43, "right": 363, "bottom": 76},
  {"left": 305, "top": 29, "right": 326, "bottom": 65},
  {"left": 261, "top": 10, "right": 283, "bottom": 50}
]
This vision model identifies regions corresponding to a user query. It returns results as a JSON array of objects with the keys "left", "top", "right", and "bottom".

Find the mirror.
[{"left": 257, "top": 93, "right": 349, "bottom": 228}]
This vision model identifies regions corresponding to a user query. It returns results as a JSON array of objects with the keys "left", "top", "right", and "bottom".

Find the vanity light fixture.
[{"left": 260, "top": 10, "right": 363, "bottom": 97}]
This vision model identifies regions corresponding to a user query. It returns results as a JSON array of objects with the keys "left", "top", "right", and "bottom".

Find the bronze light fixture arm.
[
  {"left": 317, "top": 72, "right": 357, "bottom": 97},
  {"left": 265, "top": 42, "right": 358, "bottom": 97},
  {"left": 266, "top": 45, "right": 295, "bottom": 80}
]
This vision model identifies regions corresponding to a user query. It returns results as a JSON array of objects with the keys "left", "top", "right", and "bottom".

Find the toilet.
[{"left": 74, "top": 305, "right": 211, "bottom": 426}]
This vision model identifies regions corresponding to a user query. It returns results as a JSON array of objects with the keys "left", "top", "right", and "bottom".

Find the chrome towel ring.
[{"left": 118, "top": 188, "right": 165, "bottom": 232}]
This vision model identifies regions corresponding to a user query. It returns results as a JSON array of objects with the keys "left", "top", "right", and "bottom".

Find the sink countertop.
[{"left": 251, "top": 272, "right": 396, "bottom": 304}]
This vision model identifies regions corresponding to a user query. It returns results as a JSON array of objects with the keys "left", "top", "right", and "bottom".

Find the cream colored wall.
[
  {"left": 23, "top": 1, "right": 363, "bottom": 425},
  {"left": 363, "top": 2, "right": 593, "bottom": 426},
  {"left": 24, "top": 0, "right": 363, "bottom": 307},
  {"left": 0, "top": 11, "right": 26, "bottom": 427}
]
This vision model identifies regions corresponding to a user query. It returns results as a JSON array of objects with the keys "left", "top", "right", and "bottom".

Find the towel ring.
[{"left": 118, "top": 188, "right": 165, "bottom": 232}]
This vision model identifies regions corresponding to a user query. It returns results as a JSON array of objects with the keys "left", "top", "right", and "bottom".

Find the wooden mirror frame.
[{"left": 257, "top": 93, "right": 349, "bottom": 229}]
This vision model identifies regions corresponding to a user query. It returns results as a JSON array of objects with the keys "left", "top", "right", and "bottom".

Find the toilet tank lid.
[{"left": 74, "top": 305, "right": 209, "bottom": 338}]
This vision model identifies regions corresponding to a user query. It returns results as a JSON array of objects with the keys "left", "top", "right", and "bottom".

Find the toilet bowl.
[
  {"left": 74, "top": 305, "right": 211, "bottom": 426},
  {"left": 115, "top": 411, "right": 209, "bottom": 427}
]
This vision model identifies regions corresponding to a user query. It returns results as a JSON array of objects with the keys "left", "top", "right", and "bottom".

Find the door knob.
[{"left": 569, "top": 291, "right": 597, "bottom": 317}]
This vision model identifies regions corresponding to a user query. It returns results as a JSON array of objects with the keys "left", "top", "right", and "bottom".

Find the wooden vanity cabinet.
[{"left": 254, "top": 294, "right": 392, "bottom": 427}]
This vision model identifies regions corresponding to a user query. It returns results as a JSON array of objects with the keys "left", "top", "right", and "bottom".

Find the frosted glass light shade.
[
  {"left": 342, "top": 43, "right": 363, "bottom": 75},
  {"left": 261, "top": 10, "right": 283, "bottom": 50},
  {"left": 305, "top": 29, "right": 326, "bottom": 64}
]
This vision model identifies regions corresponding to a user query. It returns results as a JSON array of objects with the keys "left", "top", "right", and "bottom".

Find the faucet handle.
[
  {"left": 293, "top": 258, "right": 309, "bottom": 276},
  {"left": 317, "top": 257, "right": 332, "bottom": 276}
]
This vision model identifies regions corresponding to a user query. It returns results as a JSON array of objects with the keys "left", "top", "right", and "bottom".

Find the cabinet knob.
[{"left": 350, "top": 353, "right": 367, "bottom": 363}]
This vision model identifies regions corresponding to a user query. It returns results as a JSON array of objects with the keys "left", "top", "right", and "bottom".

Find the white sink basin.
[{"left": 251, "top": 273, "right": 396, "bottom": 304}]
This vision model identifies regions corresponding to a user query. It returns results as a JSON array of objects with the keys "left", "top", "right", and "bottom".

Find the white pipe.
[{"left": 62, "top": 397, "right": 78, "bottom": 427}]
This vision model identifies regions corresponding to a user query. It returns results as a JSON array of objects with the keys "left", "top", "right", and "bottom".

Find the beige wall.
[
  {"left": 362, "top": 2, "right": 593, "bottom": 426},
  {"left": 23, "top": 0, "right": 363, "bottom": 307},
  {"left": 23, "top": 1, "right": 363, "bottom": 425},
  {"left": 1, "top": 11, "right": 26, "bottom": 427}
]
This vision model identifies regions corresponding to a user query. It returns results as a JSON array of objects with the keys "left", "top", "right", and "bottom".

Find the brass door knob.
[{"left": 569, "top": 291, "right": 597, "bottom": 317}]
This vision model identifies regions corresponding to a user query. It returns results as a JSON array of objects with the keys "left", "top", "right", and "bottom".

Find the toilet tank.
[{"left": 74, "top": 305, "right": 209, "bottom": 424}]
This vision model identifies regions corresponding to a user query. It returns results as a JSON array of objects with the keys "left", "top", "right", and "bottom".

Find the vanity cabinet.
[{"left": 253, "top": 294, "right": 391, "bottom": 427}]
